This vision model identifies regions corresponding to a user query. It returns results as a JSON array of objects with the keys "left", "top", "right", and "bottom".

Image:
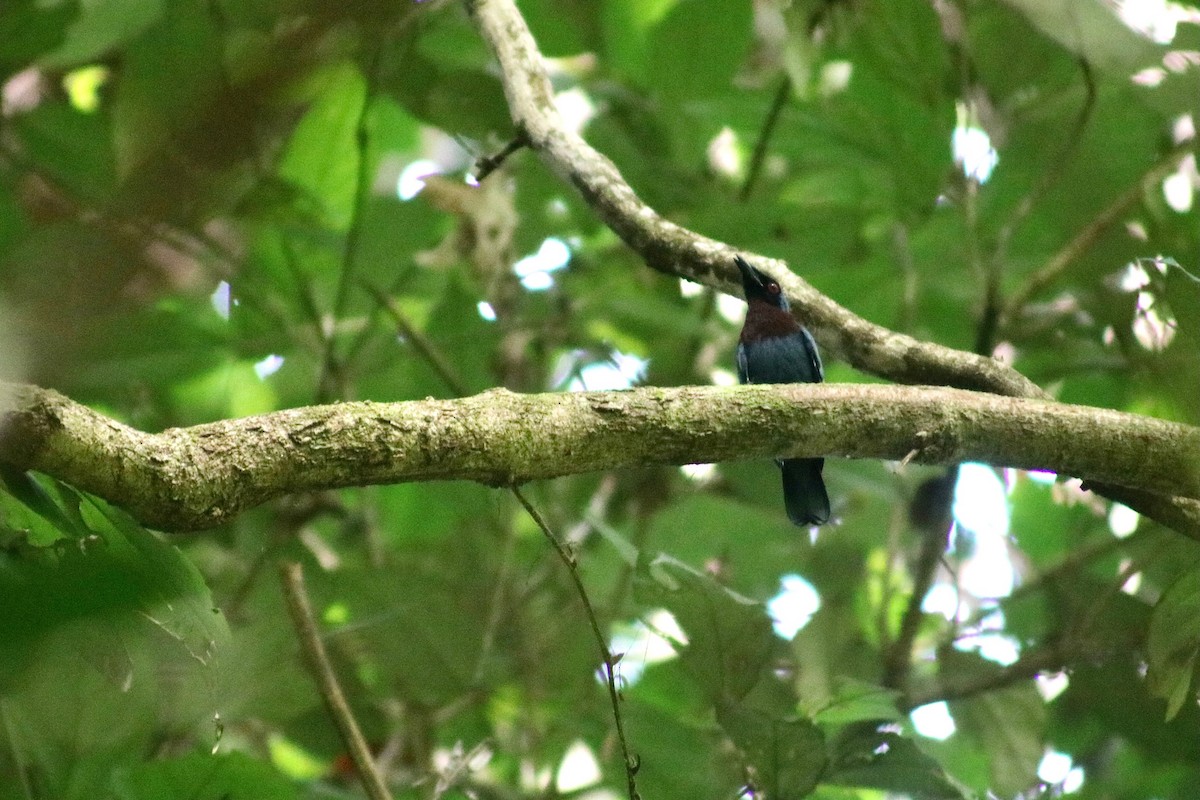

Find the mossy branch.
[{"left": 3, "top": 381, "right": 1198, "bottom": 534}]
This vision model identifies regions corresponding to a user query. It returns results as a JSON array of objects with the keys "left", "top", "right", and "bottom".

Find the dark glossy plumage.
[{"left": 735, "top": 256, "right": 830, "bottom": 526}]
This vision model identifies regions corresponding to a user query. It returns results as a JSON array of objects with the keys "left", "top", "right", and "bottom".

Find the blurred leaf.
[
  {"left": 636, "top": 554, "right": 776, "bottom": 703},
  {"left": 717, "top": 700, "right": 827, "bottom": 799},
  {"left": 648, "top": 1, "right": 753, "bottom": 102},
  {"left": 827, "top": 726, "right": 968, "bottom": 799},
  {"left": 999, "top": 0, "right": 1166, "bottom": 73},
  {"left": 39, "top": 0, "right": 163, "bottom": 68},
  {"left": 812, "top": 678, "right": 901, "bottom": 727},
  {"left": 278, "top": 60, "right": 367, "bottom": 232},
  {"left": 945, "top": 652, "right": 1045, "bottom": 798},
  {"left": 0, "top": 485, "right": 228, "bottom": 681},
  {"left": 110, "top": 752, "right": 297, "bottom": 800},
  {"left": 1147, "top": 568, "right": 1200, "bottom": 720}
]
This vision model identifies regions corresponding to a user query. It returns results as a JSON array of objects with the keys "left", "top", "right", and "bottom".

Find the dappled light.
[{"left": 1, "top": 0, "right": 1198, "bottom": 798}]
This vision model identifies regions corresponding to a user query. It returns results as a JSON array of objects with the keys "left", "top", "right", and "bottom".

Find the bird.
[{"left": 734, "top": 255, "right": 830, "bottom": 526}]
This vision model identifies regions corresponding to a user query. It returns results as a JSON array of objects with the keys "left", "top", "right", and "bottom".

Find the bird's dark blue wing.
[
  {"left": 739, "top": 331, "right": 823, "bottom": 385},
  {"left": 798, "top": 327, "right": 823, "bottom": 382}
]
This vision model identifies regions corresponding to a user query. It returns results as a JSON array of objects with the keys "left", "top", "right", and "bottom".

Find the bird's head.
[{"left": 735, "top": 255, "right": 789, "bottom": 311}]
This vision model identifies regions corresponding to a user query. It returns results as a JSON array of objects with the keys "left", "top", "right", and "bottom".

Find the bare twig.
[
  {"left": 473, "top": 132, "right": 529, "bottom": 182},
  {"left": 739, "top": 76, "right": 791, "bottom": 201},
  {"left": 882, "top": 469, "right": 958, "bottom": 691},
  {"left": 1003, "top": 141, "right": 1193, "bottom": 321},
  {"left": 360, "top": 281, "right": 472, "bottom": 396},
  {"left": 279, "top": 561, "right": 394, "bottom": 800},
  {"left": 510, "top": 486, "right": 640, "bottom": 800},
  {"left": 904, "top": 641, "right": 1066, "bottom": 710},
  {"left": 317, "top": 35, "right": 388, "bottom": 402}
]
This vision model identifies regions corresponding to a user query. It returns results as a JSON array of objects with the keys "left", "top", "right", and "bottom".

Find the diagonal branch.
[
  {"left": 464, "top": 0, "right": 1040, "bottom": 398},
  {"left": 461, "top": 0, "right": 1196, "bottom": 537},
  {"left": 3, "top": 380, "right": 1199, "bottom": 534}
]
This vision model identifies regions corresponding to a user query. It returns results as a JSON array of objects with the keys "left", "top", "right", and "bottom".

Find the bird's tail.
[{"left": 780, "top": 458, "right": 830, "bottom": 526}]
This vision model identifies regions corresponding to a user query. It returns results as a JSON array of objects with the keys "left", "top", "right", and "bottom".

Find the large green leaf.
[
  {"left": 110, "top": 752, "right": 297, "bottom": 800},
  {"left": 718, "top": 700, "right": 827, "bottom": 799},
  {"left": 1147, "top": 568, "right": 1200, "bottom": 719},
  {"left": 636, "top": 554, "right": 777, "bottom": 703}
]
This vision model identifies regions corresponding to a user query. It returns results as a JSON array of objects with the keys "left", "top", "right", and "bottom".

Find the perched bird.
[{"left": 734, "top": 255, "right": 830, "bottom": 526}]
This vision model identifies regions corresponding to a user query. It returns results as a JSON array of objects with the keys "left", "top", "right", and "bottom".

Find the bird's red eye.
[{"left": 767, "top": 283, "right": 780, "bottom": 294}]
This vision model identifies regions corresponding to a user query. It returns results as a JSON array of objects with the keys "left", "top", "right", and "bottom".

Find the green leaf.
[
  {"left": 636, "top": 553, "right": 777, "bottom": 703},
  {"left": 39, "top": 0, "right": 164, "bottom": 68},
  {"left": 1147, "top": 568, "right": 1200, "bottom": 720},
  {"left": 718, "top": 700, "right": 827, "bottom": 799},
  {"left": 998, "top": 0, "right": 1166, "bottom": 73},
  {"left": 945, "top": 653, "right": 1046, "bottom": 798},
  {"left": 110, "top": 751, "right": 298, "bottom": 800},
  {"left": 0, "top": 485, "right": 229, "bottom": 685},
  {"left": 648, "top": 0, "right": 753, "bottom": 101},
  {"left": 278, "top": 60, "right": 367, "bottom": 232},
  {"left": 812, "top": 678, "right": 901, "bottom": 727},
  {"left": 109, "top": 0, "right": 225, "bottom": 176},
  {"left": 827, "top": 726, "right": 969, "bottom": 799}
]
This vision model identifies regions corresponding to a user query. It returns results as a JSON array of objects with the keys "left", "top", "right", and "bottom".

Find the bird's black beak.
[{"left": 734, "top": 255, "right": 762, "bottom": 292}]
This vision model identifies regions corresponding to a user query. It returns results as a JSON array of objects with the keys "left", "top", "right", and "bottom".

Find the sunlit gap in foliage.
[
  {"left": 953, "top": 463, "right": 1013, "bottom": 598},
  {"left": 62, "top": 65, "right": 109, "bottom": 113},
  {"left": 476, "top": 301, "right": 497, "bottom": 322},
  {"left": 555, "top": 349, "right": 648, "bottom": 392},
  {"left": 910, "top": 701, "right": 956, "bottom": 740},
  {"left": 1109, "top": 503, "right": 1139, "bottom": 538},
  {"left": 396, "top": 158, "right": 441, "bottom": 201},
  {"left": 767, "top": 574, "right": 820, "bottom": 639},
  {"left": 554, "top": 86, "right": 597, "bottom": 134},
  {"left": 681, "top": 278, "right": 752, "bottom": 326},
  {"left": 707, "top": 126, "right": 744, "bottom": 180},
  {"left": 926, "top": 463, "right": 1023, "bottom": 667},
  {"left": 1116, "top": 0, "right": 1200, "bottom": 43},
  {"left": 607, "top": 610, "right": 685, "bottom": 687},
  {"left": 1039, "top": 749, "right": 1085, "bottom": 794},
  {"left": 1037, "top": 671, "right": 1071, "bottom": 703},
  {"left": 1108, "top": 260, "right": 1178, "bottom": 351},
  {"left": 211, "top": 280, "right": 232, "bottom": 320},
  {"left": 254, "top": 354, "right": 284, "bottom": 380},
  {"left": 952, "top": 101, "right": 998, "bottom": 184},
  {"left": 1161, "top": 116, "right": 1195, "bottom": 211},
  {"left": 555, "top": 740, "right": 602, "bottom": 794},
  {"left": 513, "top": 237, "right": 571, "bottom": 291},
  {"left": 679, "top": 463, "right": 718, "bottom": 484}
]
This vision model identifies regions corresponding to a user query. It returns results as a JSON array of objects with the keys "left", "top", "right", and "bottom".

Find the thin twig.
[
  {"left": 360, "top": 280, "right": 472, "bottom": 396},
  {"left": 904, "top": 641, "right": 1066, "bottom": 710},
  {"left": 473, "top": 132, "right": 529, "bottom": 183},
  {"left": 279, "top": 561, "right": 394, "bottom": 800},
  {"left": 882, "top": 469, "right": 957, "bottom": 691},
  {"left": 1003, "top": 141, "right": 1193, "bottom": 321},
  {"left": 739, "top": 75, "right": 791, "bottom": 201},
  {"left": 317, "top": 36, "right": 388, "bottom": 401},
  {"left": 991, "top": 60, "right": 1097, "bottom": 272},
  {"left": 510, "top": 486, "right": 640, "bottom": 800}
]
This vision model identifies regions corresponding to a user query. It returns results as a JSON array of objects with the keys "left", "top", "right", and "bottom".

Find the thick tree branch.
[
  {"left": 464, "top": 0, "right": 1040, "bottom": 398},
  {"left": 462, "top": 0, "right": 1196, "bottom": 536},
  {"left": 2, "top": 381, "right": 1198, "bottom": 534}
]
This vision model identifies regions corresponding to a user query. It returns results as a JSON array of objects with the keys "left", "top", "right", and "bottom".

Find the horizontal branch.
[
  {"left": 463, "top": 0, "right": 1198, "bottom": 538},
  {"left": 3, "top": 381, "right": 1198, "bottom": 534},
  {"left": 465, "top": 0, "right": 1041, "bottom": 398}
]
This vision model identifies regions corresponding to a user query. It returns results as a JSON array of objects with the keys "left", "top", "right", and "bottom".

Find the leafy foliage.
[{"left": 1, "top": 0, "right": 1199, "bottom": 798}]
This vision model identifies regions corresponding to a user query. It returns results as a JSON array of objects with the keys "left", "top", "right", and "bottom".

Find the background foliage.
[{"left": 1, "top": 0, "right": 1199, "bottom": 798}]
